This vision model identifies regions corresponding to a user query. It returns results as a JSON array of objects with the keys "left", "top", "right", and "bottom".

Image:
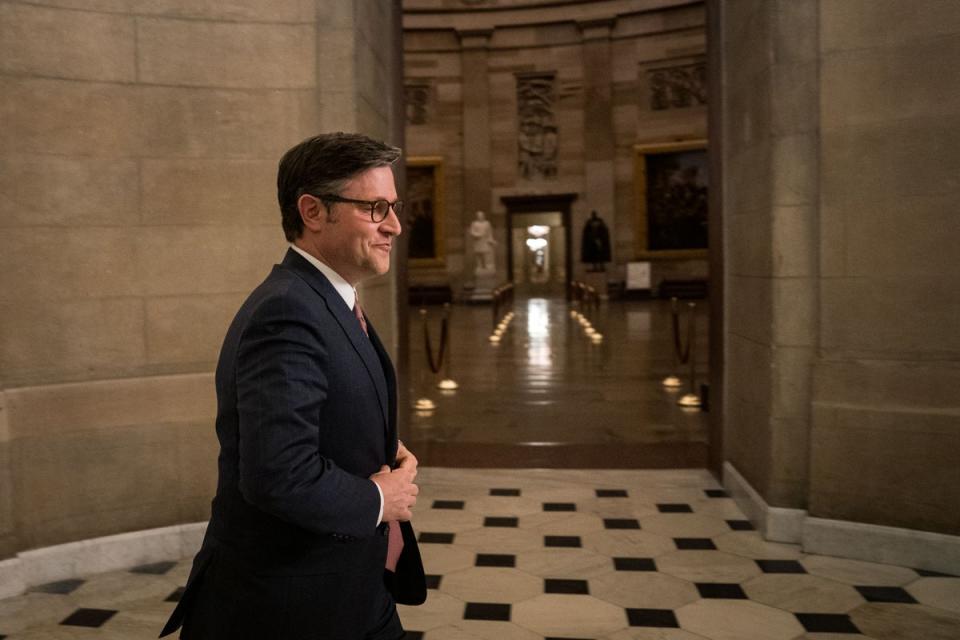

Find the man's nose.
[{"left": 380, "top": 207, "right": 402, "bottom": 236}]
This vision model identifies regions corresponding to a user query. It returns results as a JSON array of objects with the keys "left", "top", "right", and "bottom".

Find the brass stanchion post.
[
  {"left": 489, "top": 283, "right": 514, "bottom": 344},
  {"left": 438, "top": 302, "right": 458, "bottom": 391},
  {"left": 663, "top": 297, "right": 683, "bottom": 389},
  {"left": 414, "top": 308, "right": 436, "bottom": 412},
  {"left": 589, "top": 283, "right": 603, "bottom": 343},
  {"left": 678, "top": 302, "right": 702, "bottom": 408}
]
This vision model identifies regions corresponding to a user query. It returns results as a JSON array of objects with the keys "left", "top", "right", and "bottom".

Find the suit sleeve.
[{"left": 234, "top": 291, "right": 380, "bottom": 539}]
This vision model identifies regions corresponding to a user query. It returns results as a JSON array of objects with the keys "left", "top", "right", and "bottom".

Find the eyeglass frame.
[{"left": 310, "top": 193, "right": 404, "bottom": 223}]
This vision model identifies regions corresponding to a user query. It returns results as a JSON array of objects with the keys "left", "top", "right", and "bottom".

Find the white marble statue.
[{"left": 469, "top": 210, "right": 496, "bottom": 274}]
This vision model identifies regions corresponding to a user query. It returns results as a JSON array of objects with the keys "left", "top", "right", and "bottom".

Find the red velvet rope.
[{"left": 423, "top": 313, "right": 448, "bottom": 374}]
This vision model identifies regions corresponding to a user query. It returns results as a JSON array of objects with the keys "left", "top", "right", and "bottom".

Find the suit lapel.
[
  {"left": 367, "top": 320, "right": 398, "bottom": 461},
  {"left": 280, "top": 250, "right": 389, "bottom": 429}
]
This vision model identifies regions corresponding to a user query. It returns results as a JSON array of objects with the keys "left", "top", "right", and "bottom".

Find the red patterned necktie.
[
  {"left": 352, "top": 291, "right": 368, "bottom": 336},
  {"left": 354, "top": 291, "right": 404, "bottom": 570}
]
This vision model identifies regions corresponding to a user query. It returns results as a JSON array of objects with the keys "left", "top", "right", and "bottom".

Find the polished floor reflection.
[{"left": 406, "top": 297, "right": 710, "bottom": 467}]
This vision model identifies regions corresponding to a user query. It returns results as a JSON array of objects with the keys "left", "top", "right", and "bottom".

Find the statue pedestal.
[
  {"left": 467, "top": 268, "right": 497, "bottom": 302},
  {"left": 582, "top": 270, "right": 609, "bottom": 299}
]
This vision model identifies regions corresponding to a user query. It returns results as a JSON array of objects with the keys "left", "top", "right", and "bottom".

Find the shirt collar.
[{"left": 289, "top": 244, "right": 356, "bottom": 310}]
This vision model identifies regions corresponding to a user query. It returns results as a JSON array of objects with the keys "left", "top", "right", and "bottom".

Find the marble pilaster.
[
  {"left": 458, "top": 29, "right": 494, "bottom": 249},
  {"left": 579, "top": 19, "right": 616, "bottom": 278}
]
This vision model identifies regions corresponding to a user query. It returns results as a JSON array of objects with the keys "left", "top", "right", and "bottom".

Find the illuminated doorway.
[
  {"left": 511, "top": 212, "right": 566, "bottom": 297},
  {"left": 502, "top": 193, "right": 576, "bottom": 299}
]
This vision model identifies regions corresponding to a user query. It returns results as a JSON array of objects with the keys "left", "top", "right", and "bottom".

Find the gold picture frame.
[
  {"left": 633, "top": 140, "right": 708, "bottom": 260},
  {"left": 406, "top": 156, "right": 445, "bottom": 267}
]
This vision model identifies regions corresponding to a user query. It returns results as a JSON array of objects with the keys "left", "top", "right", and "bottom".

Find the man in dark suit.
[{"left": 161, "top": 133, "right": 425, "bottom": 639}]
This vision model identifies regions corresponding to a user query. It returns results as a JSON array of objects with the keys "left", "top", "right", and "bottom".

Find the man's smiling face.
[{"left": 309, "top": 165, "right": 402, "bottom": 285}]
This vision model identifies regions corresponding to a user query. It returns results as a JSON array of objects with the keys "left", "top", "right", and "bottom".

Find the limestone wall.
[
  {"left": 404, "top": 1, "right": 707, "bottom": 293},
  {"left": 811, "top": 0, "right": 960, "bottom": 535},
  {"left": 721, "top": 0, "right": 818, "bottom": 511},
  {"left": 722, "top": 0, "right": 960, "bottom": 537},
  {"left": 0, "top": 0, "right": 403, "bottom": 557}
]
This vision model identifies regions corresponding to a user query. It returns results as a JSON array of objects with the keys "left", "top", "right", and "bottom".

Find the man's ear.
[{"left": 298, "top": 194, "right": 326, "bottom": 232}]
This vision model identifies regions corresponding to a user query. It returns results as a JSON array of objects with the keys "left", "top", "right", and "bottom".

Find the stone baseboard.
[
  {"left": 0, "top": 522, "right": 206, "bottom": 600},
  {"left": 803, "top": 516, "right": 960, "bottom": 575},
  {"left": 723, "top": 461, "right": 805, "bottom": 543},
  {"left": 723, "top": 461, "right": 960, "bottom": 575}
]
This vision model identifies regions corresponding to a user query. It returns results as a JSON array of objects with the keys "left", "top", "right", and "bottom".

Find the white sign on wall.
[{"left": 626, "top": 261, "right": 651, "bottom": 290}]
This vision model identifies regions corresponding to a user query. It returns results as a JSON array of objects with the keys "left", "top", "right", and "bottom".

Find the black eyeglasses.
[{"left": 312, "top": 194, "right": 404, "bottom": 223}]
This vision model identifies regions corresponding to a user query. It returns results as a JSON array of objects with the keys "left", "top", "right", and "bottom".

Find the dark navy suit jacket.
[{"left": 161, "top": 249, "right": 425, "bottom": 639}]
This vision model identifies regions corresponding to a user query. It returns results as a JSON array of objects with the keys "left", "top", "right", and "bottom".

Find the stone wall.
[
  {"left": 721, "top": 0, "right": 818, "bottom": 512},
  {"left": 0, "top": 0, "right": 403, "bottom": 557},
  {"left": 811, "top": 0, "right": 960, "bottom": 535},
  {"left": 722, "top": 0, "right": 960, "bottom": 538},
  {"left": 403, "top": 0, "right": 707, "bottom": 294}
]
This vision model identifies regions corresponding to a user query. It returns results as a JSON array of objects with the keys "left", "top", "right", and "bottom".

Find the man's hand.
[
  {"left": 371, "top": 465, "right": 418, "bottom": 522},
  {"left": 396, "top": 440, "right": 418, "bottom": 476}
]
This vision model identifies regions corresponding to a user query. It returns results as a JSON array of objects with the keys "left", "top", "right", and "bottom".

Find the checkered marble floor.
[{"left": 2, "top": 468, "right": 959, "bottom": 639}]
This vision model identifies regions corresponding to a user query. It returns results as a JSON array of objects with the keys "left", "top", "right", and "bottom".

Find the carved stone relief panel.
[
  {"left": 516, "top": 72, "right": 558, "bottom": 180},
  {"left": 405, "top": 82, "right": 433, "bottom": 125},
  {"left": 647, "top": 60, "right": 707, "bottom": 111}
]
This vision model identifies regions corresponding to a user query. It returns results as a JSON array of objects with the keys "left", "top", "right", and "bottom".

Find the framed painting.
[
  {"left": 405, "top": 156, "right": 445, "bottom": 267},
  {"left": 633, "top": 140, "right": 708, "bottom": 259}
]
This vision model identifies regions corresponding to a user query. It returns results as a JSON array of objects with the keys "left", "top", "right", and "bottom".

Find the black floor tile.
[
  {"left": 604, "top": 518, "right": 641, "bottom": 530},
  {"left": 614, "top": 557, "right": 657, "bottom": 571},
  {"left": 756, "top": 559, "right": 807, "bottom": 574},
  {"left": 484, "top": 516, "right": 519, "bottom": 527},
  {"left": 596, "top": 489, "right": 628, "bottom": 497},
  {"left": 795, "top": 613, "right": 861, "bottom": 634},
  {"left": 855, "top": 585, "right": 918, "bottom": 604},
  {"left": 626, "top": 608, "right": 680, "bottom": 628},
  {"left": 130, "top": 561, "right": 178, "bottom": 575},
  {"left": 705, "top": 489, "right": 728, "bottom": 498},
  {"left": 419, "top": 532, "right": 455, "bottom": 544},
  {"left": 696, "top": 583, "right": 748, "bottom": 599},
  {"left": 432, "top": 500, "right": 465, "bottom": 510},
  {"left": 726, "top": 519, "right": 755, "bottom": 531},
  {"left": 165, "top": 587, "right": 185, "bottom": 603},
  {"left": 476, "top": 553, "right": 516, "bottom": 567},
  {"left": 490, "top": 488, "right": 521, "bottom": 496},
  {"left": 404, "top": 632, "right": 424, "bottom": 640},
  {"left": 61, "top": 609, "right": 117, "bottom": 628},
  {"left": 544, "top": 578, "right": 590, "bottom": 595},
  {"left": 464, "top": 602, "right": 511, "bottom": 621},
  {"left": 674, "top": 537, "right": 716, "bottom": 550},
  {"left": 915, "top": 568, "right": 958, "bottom": 577},
  {"left": 31, "top": 578, "right": 85, "bottom": 595},
  {"left": 545, "top": 535, "right": 582, "bottom": 548},
  {"left": 543, "top": 502, "right": 577, "bottom": 512},
  {"left": 425, "top": 575, "right": 442, "bottom": 589},
  {"left": 657, "top": 503, "right": 693, "bottom": 513}
]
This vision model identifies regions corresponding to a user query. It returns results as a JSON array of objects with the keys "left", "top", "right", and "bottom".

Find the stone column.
[
  {"left": 320, "top": 0, "right": 405, "bottom": 358},
  {"left": 706, "top": 0, "right": 725, "bottom": 477},
  {"left": 0, "top": 393, "right": 14, "bottom": 563},
  {"left": 722, "top": 0, "right": 819, "bottom": 531},
  {"left": 765, "top": 0, "right": 820, "bottom": 511},
  {"left": 811, "top": 0, "right": 960, "bottom": 539},
  {"left": 458, "top": 29, "right": 494, "bottom": 279},
  {"left": 579, "top": 19, "right": 617, "bottom": 279},
  {"left": 723, "top": 0, "right": 960, "bottom": 561}
]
